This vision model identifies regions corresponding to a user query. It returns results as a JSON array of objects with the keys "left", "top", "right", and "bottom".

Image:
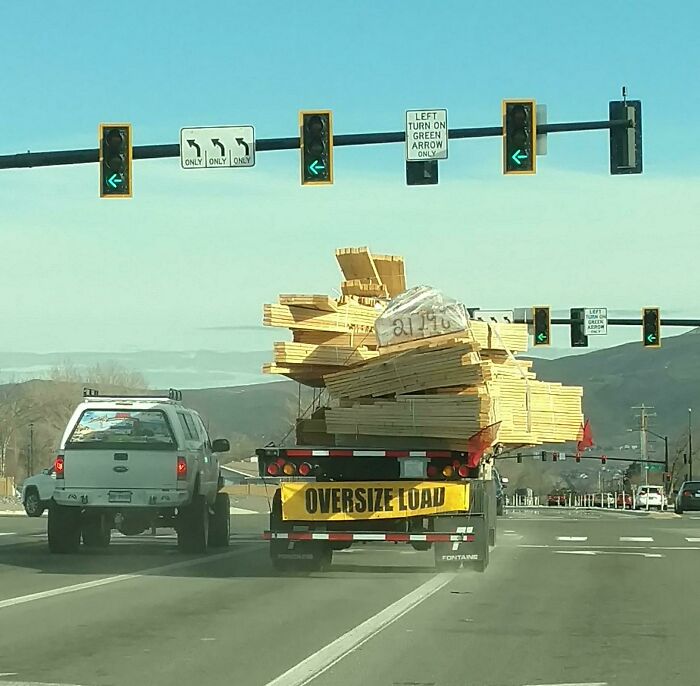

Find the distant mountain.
[
  {"left": 532, "top": 328, "right": 700, "bottom": 449},
  {"left": 0, "top": 350, "right": 270, "bottom": 389}
]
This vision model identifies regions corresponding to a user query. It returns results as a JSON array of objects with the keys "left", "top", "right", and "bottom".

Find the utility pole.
[
  {"left": 689, "top": 408, "right": 693, "bottom": 481},
  {"left": 28, "top": 423, "right": 34, "bottom": 477},
  {"left": 632, "top": 404, "right": 655, "bottom": 509}
]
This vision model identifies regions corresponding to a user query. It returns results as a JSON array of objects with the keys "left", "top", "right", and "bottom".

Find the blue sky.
[{"left": 0, "top": 0, "right": 699, "bottom": 356}]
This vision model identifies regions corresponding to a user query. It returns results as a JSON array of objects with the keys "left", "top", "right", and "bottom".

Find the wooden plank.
[
  {"left": 279, "top": 294, "right": 338, "bottom": 312},
  {"left": 335, "top": 246, "right": 382, "bottom": 283},
  {"left": 341, "top": 279, "right": 388, "bottom": 299},
  {"left": 293, "top": 329, "right": 379, "bottom": 349},
  {"left": 372, "top": 253, "right": 406, "bottom": 298},
  {"left": 274, "top": 342, "right": 378, "bottom": 367},
  {"left": 264, "top": 304, "right": 377, "bottom": 332}
]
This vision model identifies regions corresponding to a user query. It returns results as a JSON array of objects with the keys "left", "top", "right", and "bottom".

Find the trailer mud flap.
[
  {"left": 433, "top": 514, "right": 489, "bottom": 572},
  {"left": 270, "top": 538, "right": 331, "bottom": 573}
]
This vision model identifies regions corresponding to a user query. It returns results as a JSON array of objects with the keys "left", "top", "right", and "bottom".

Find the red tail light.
[
  {"left": 54, "top": 455, "right": 65, "bottom": 479},
  {"left": 298, "top": 462, "right": 312, "bottom": 476},
  {"left": 457, "top": 464, "right": 469, "bottom": 478},
  {"left": 176, "top": 456, "right": 187, "bottom": 480},
  {"left": 266, "top": 463, "right": 280, "bottom": 476},
  {"left": 683, "top": 490, "right": 691, "bottom": 497},
  {"left": 427, "top": 464, "right": 438, "bottom": 478}
]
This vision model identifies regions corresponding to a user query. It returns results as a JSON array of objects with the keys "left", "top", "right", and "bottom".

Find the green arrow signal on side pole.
[
  {"left": 511, "top": 149, "right": 528, "bottom": 165},
  {"left": 537, "top": 332, "right": 547, "bottom": 342},
  {"left": 647, "top": 333, "right": 657, "bottom": 343}
]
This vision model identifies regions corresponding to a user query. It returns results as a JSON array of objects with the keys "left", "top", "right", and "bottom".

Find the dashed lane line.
[
  {"left": 556, "top": 536, "right": 588, "bottom": 542},
  {"left": 619, "top": 536, "right": 654, "bottom": 542}
]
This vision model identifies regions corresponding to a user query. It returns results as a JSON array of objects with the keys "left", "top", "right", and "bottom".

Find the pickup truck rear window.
[{"left": 66, "top": 409, "right": 176, "bottom": 450}]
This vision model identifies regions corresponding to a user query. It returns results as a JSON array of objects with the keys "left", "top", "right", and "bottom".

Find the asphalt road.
[{"left": 1, "top": 507, "right": 699, "bottom": 686}]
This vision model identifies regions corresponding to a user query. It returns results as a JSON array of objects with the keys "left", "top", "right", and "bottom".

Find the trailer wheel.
[
  {"left": 82, "top": 514, "right": 111, "bottom": 548},
  {"left": 208, "top": 492, "right": 230, "bottom": 548},
  {"left": 48, "top": 503, "right": 81, "bottom": 554},
  {"left": 177, "top": 494, "right": 209, "bottom": 553}
]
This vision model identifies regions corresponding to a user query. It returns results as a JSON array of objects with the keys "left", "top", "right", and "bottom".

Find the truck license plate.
[{"left": 108, "top": 491, "right": 132, "bottom": 503}]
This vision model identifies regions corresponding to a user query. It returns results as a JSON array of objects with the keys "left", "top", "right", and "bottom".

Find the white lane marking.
[
  {"left": 0, "top": 681, "right": 84, "bottom": 685},
  {"left": 229, "top": 507, "right": 259, "bottom": 515},
  {"left": 619, "top": 536, "right": 653, "bottom": 542},
  {"left": 520, "top": 543, "right": 700, "bottom": 552},
  {"left": 686, "top": 537, "right": 700, "bottom": 542},
  {"left": 263, "top": 573, "right": 455, "bottom": 686},
  {"left": 555, "top": 550, "right": 596, "bottom": 556},
  {"left": 452, "top": 526, "right": 467, "bottom": 552},
  {"left": 522, "top": 682, "right": 607, "bottom": 686},
  {"left": 0, "top": 532, "right": 15, "bottom": 537},
  {"left": 554, "top": 550, "right": 663, "bottom": 559},
  {"left": 504, "top": 530, "right": 516, "bottom": 533},
  {"left": 0, "top": 545, "right": 259, "bottom": 611},
  {"left": 557, "top": 536, "right": 588, "bottom": 542}
]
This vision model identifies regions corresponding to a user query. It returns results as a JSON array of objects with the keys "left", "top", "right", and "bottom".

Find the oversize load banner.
[{"left": 281, "top": 481, "right": 470, "bottom": 521}]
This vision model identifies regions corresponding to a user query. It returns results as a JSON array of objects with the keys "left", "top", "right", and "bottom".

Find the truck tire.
[
  {"left": 24, "top": 489, "right": 45, "bottom": 518},
  {"left": 208, "top": 492, "right": 230, "bottom": 548},
  {"left": 48, "top": 503, "right": 81, "bottom": 554},
  {"left": 82, "top": 514, "right": 111, "bottom": 548},
  {"left": 177, "top": 494, "right": 209, "bottom": 553}
]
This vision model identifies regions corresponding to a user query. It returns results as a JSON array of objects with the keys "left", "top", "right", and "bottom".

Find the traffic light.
[
  {"left": 570, "top": 307, "right": 588, "bottom": 348},
  {"left": 300, "top": 111, "right": 333, "bottom": 186},
  {"left": 541, "top": 451, "right": 547, "bottom": 462},
  {"left": 406, "top": 160, "right": 438, "bottom": 186},
  {"left": 516, "top": 453, "right": 522, "bottom": 464},
  {"left": 503, "top": 99, "right": 536, "bottom": 174},
  {"left": 609, "top": 100, "right": 642, "bottom": 175},
  {"left": 99, "top": 124, "right": 132, "bottom": 198},
  {"left": 642, "top": 307, "right": 660, "bottom": 348},
  {"left": 601, "top": 455, "right": 608, "bottom": 465},
  {"left": 575, "top": 455, "right": 581, "bottom": 463},
  {"left": 552, "top": 452, "right": 558, "bottom": 462},
  {"left": 533, "top": 306, "right": 551, "bottom": 346}
]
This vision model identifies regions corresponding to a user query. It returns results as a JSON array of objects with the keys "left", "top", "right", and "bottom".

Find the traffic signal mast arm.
[{"left": 0, "top": 118, "right": 633, "bottom": 170}]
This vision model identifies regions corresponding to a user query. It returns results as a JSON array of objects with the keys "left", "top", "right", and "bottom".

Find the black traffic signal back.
[
  {"left": 533, "top": 306, "right": 551, "bottom": 346},
  {"left": 541, "top": 451, "right": 547, "bottom": 462},
  {"left": 642, "top": 307, "right": 660, "bottom": 348},
  {"left": 406, "top": 160, "right": 438, "bottom": 186},
  {"left": 570, "top": 307, "right": 588, "bottom": 348},
  {"left": 300, "top": 111, "right": 333, "bottom": 185},
  {"left": 99, "top": 124, "right": 132, "bottom": 198},
  {"left": 503, "top": 99, "right": 536, "bottom": 174},
  {"left": 609, "top": 100, "right": 642, "bottom": 175}
]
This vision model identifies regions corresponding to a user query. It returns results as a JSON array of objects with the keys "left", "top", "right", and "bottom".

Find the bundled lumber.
[
  {"left": 262, "top": 246, "right": 584, "bottom": 449},
  {"left": 274, "top": 342, "right": 378, "bottom": 367},
  {"left": 325, "top": 395, "right": 489, "bottom": 440},
  {"left": 325, "top": 342, "right": 485, "bottom": 399}
]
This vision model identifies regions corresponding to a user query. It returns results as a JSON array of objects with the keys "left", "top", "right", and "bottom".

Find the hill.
[{"left": 532, "top": 328, "right": 700, "bottom": 449}]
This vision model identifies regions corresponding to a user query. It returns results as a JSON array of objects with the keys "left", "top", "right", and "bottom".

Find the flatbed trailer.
[{"left": 256, "top": 446, "right": 497, "bottom": 573}]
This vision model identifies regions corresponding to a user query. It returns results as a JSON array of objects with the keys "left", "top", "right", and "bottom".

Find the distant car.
[
  {"left": 547, "top": 493, "right": 567, "bottom": 507},
  {"left": 593, "top": 493, "right": 615, "bottom": 508},
  {"left": 617, "top": 493, "right": 632, "bottom": 509},
  {"left": 635, "top": 485, "right": 666, "bottom": 510},
  {"left": 22, "top": 467, "right": 57, "bottom": 517},
  {"left": 674, "top": 481, "right": 700, "bottom": 514}
]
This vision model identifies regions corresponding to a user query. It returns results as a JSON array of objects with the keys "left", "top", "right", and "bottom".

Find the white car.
[
  {"left": 22, "top": 467, "right": 57, "bottom": 517},
  {"left": 635, "top": 485, "right": 666, "bottom": 510},
  {"left": 48, "top": 389, "right": 231, "bottom": 554}
]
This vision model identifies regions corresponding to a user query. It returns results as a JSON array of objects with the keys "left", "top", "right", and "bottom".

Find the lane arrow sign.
[
  {"left": 235, "top": 137, "right": 250, "bottom": 156},
  {"left": 212, "top": 138, "right": 225, "bottom": 156},
  {"left": 107, "top": 173, "right": 123, "bottom": 189},
  {"left": 187, "top": 139, "right": 201, "bottom": 157},
  {"left": 511, "top": 149, "right": 528, "bottom": 165},
  {"left": 308, "top": 159, "right": 325, "bottom": 176}
]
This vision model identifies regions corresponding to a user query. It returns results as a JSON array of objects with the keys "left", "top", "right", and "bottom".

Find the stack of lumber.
[
  {"left": 262, "top": 246, "right": 584, "bottom": 447},
  {"left": 262, "top": 247, "right": 403, "bottom": 386}
]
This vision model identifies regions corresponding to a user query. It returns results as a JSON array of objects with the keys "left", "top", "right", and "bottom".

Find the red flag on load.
[
  {"left": 465, "top": 422, "right": 502, "bottom": 468},
  {"left": 576, "top": 419, "right": 594, "bottom": 457}
]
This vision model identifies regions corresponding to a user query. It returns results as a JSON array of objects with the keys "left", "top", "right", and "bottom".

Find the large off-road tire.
[
  {"left": 48, "top": 503, "right": 81, "bottom": 554},
  {"left": 208, "top": 492, "right": 230, "bottom": 548},
  {"left": 177, "top": 494, "right": 209, "bottom": 553},
  {"left": 81, "top": 514, "right": 111, "bottom": 548}
]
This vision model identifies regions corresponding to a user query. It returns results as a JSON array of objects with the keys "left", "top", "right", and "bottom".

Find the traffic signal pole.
[{"left": 0, "top": 118, "right": 632, "bottom": 170}]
